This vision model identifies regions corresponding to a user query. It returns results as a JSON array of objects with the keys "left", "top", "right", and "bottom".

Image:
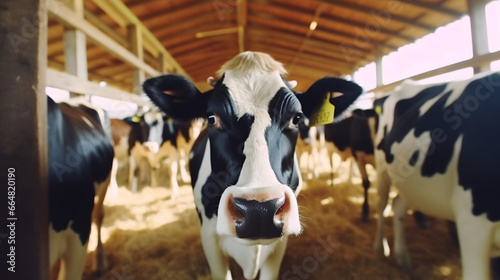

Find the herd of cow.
[{"left": 46, "top": 51, "right": 500, "bottom": 280}]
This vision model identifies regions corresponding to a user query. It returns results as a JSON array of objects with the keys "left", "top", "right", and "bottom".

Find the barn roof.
[{"left": 47, "top": 0, "right": 468, "bottom": 93}]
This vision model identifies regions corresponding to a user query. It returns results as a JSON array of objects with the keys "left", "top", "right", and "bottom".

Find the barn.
[{"left": 1, "top": 0, "right": 500, "bottom": 279}]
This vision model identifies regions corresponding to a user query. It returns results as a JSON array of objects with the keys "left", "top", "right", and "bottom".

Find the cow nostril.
[
  {"left": 274, "top": 196, "right": 286, "bottom": 216},
  {"left": 230, "top": 197, "right": 246, "bottom": 222}
]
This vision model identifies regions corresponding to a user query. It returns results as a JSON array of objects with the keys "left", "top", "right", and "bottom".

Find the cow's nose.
[{"left": 230, "top": 196, "right": 287, "bottom": 239}]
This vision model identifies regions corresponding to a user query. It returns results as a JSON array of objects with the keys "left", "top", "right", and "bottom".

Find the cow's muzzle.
[{"left": 217, "top": 186, "right": 301, "bottom": 240}]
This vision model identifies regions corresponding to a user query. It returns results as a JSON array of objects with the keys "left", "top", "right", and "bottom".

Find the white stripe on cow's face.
[
  {"left": 222, "top": 70, "right": 288, "bottom": 188},
  {"left": 144, "top": 111, "right": 164, "bottom": 146}
]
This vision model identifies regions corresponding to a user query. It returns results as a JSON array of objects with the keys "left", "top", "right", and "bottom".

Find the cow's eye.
[
  {"left": 206, "top": 113, "right": 219, "bottom": 128},
  {"left": 291, "top": 113, "right": 302, "bottom": 126}
]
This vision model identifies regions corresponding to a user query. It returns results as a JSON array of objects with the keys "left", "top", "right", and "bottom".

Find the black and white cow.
[
  {"left": 111, "top": 112, "right": 200, "bottom": 197},
  {"left": 373, "top": 71, "right": 500, "bottom": 280},
  {"left": 324, "top": 108, "right": 377, "bottom": 222},
  {"left": 143, "top": 51, "right": 362, "bottom": 279},
  {"left": 48, "top": 96, "right": 114, "bottom": 279}
]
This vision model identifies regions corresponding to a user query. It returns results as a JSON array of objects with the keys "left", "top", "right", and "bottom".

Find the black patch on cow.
[
  {"left": 324, "top": 118, "right": 352, "bottom": 152},
  {"left": 350, "top": 109, "right": 376, "bottom": 156},
  {"left": 376, "top": 84, "right": 448, "bottom": 164},
  {"left": 192, "top": 85, "right": 254, "bottom": 220},
  {"left": 162, "top": 118, "right": 192, "bottom": 147},
  {"left": 47, "top": 97, "right": 114, "bottom": 245},
  {"left": 324, "top": 109, "right": 375, "bottom": 157},
  {"left": 409, "top": 150, "right": 419, "bottom": 166},
  {"left": 377, "top": 73, "right": 500, "bottom": 221},
  {"left": 266, "top": 87, "right": 302, "bottom": 191},
  {"left": 123, "top": 116, "right": 150, "bottom": 153}
]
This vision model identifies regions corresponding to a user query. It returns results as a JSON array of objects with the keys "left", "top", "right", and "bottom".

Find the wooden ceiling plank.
[
  {"left": 248, "top": 21, "right": 372, "bottom": 54},
  {"left": 272, "top": 0, "right": 437, "bottom": 32},
  {"left": 253, "top": 2, "right": 414, "bottom": 43},
  {"left": 93, "top": 0, "right": 189, "bottom": 76},
  {"left": 247, "top": 28, "right": 370, "bottom": 60},
  {"left": 47, "top": 69, "right": 151, "bottom": 105},
  {"left": 402, "top": 0, "right": 464, "bottom": 17}
]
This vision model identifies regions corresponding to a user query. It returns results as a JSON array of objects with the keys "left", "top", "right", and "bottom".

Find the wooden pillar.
[
  {"left": 0, "top": 0, "right": 49, "bottom": 279},
  {"left": 158, "top": 52, "right": 168, "bottom": 74},
  {"left": 64, "top": 0, "right": 87, "bottom": 97},
  {"left": 467, "top": 0, "right": 490, "bottom": 73},
  {"left": 375, "top": 45, "right": 384, "bottom": 87},
  {"left": 128, "top": 24, "right": 145, "bottom": 94}
]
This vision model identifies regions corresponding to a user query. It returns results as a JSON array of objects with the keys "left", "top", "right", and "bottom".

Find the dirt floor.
[{"left": 82, "top": 158, "right": 467, "bottom": 280}]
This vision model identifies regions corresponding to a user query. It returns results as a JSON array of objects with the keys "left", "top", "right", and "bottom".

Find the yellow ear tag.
[
  {"left": 375, "top": 105, "right": 382, "bottom": 115},
  {"left": 309, "top": 92, "right": 335, "bottom": 127},
  {"left": 132, "top": 115, "right": 141, "bottom": 123}
]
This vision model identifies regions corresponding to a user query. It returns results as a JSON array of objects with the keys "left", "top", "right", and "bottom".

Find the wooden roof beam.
[
  {"left": 91, "top": 0, "right": 188, "bottom": 76},
  {"left": 272, "top": 0, "right": 436, "bottom": 32},
  {"left": 402, "top": 0, "right": 464, "bottom": 17},
  {"left": 252, "top": 2, "right": 415, "bottom": 43},
  {"left": 237, "top": 0, "right": 247, "bottom": 52}
]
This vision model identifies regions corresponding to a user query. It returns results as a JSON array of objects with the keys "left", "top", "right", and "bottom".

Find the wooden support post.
[
  {"left": 0, "top": 0, "right": 49, "bottom": 279},
  {"left": 158, "top": 52, "right": 168, "bottom": 74},
  {"left": 128, "top": 24, "right": 145, "bottom": 94},
  {"left": 467, "top": 0, "right": 490, "bottom": 73},
  {"left": 375, "top": 45, "right": 384, "bottom": 87},
  {"left": 64, "top": 0, "right": 88, "bottom": 97}
]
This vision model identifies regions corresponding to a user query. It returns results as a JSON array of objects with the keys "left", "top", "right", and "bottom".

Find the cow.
[
  {"left": 372, "top": 71, "right": 500, "bottom": 280},
  {"left": 142, "top": 51, "right": 362, "bottom": 279},
  {"left": 47, "top": 96, "right": 114, "bottom": 279},
  {"left": 323, "top": 108, "right": 377, "bottom": 222},
  {"left": 111, "top": 111, "right": 198, "bottom": 195}
]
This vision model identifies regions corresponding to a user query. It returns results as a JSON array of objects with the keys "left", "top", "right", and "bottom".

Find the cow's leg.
[
  {"left": 49, "top": 227, "right": 64, "bottom": 278},
  {"left": 58, "top": 232, "right": 88, "bottom": 280},
  {"left": 453, "top": 190, "right": 492, "bottom": 280},
  {"left": 355, "top": 156, "right": 370, "bottom": 223},
  {"left": 129, "top": 148, "right": 138, "bottom": 193},
  {"left": 169, "top": 159, "right": 179, "bottom": 200},
  {"left": 92, "top": 176, "right": 111, "bottom": 275},
  {"left": 374, "top": 170, "right": 390, "bottom": 257},
  {"left": 392, "top": 194, "right": 412, "bottom": 270},
  {"left": 201, "top": 224, "right": 231, "bottom": 280},
  {"left": 179, "top": 149, "right": 191, "bottom": 183},
  {"left": 259, "top": 237, "right": 288, "bottom": 280},
  {"left": 107, "top": 157, "right": 119, "bottom": 199}
]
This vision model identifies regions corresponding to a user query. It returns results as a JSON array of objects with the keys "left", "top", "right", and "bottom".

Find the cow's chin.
[{"left": 233, "top": 236, "right": 283, "bottom": 246}]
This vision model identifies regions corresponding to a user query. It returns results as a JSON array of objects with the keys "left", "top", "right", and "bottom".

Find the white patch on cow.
[
  {"left": 223, "top": 69, "right": 287, "bottom": 188},
  {"left": 143, "top": 111, "right": 164, "bottom": 145},
  {"left": 193, "top": 139, "right": 212, "bottom": 220},
  {"left": 49, "top": 222, "right": 88, "bottom": 280},
  {"left": 384, "top": 130, "right": 458, "bottom": 220}
]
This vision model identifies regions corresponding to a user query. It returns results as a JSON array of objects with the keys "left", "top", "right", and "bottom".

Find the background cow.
[
  {"left": 324, "top": 108, "right": 377, "bottom": 222},
  {"left": 110, "top": 112, "right": 200, "bottom": 198},
  {"left": 48, "top": 96, "right": 114, "bottom": 279},
  {"left": 373, "top": 71, "right": 500, "bottom": 280},
  {"left": 142, "top": 51, "right": 362, "bottom": 279}
]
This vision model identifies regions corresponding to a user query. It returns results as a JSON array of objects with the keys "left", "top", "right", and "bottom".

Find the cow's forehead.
[{"left": 222, "top": 70, "right": 288, "bottom": 118}]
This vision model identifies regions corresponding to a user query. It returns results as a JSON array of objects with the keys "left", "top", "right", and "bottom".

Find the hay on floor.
[{"left": 83, "top": 160, "right": 463, "bottom": 280}]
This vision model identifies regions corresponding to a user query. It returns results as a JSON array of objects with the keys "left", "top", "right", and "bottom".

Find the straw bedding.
[{"left": 82, "top": 159, "right": 466, "bottom": 280}]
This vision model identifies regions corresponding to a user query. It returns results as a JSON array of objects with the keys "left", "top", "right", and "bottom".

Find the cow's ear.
[
  {"left": 297, "top": 77, "right": 362, "bottom": 119},
  {"left": 143, "top": 74, "right": 210, "bottom": 121}
]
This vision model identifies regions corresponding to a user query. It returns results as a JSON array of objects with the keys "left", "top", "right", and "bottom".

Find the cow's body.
[
  {"left": 143, "top": 51, "right": 362, "bottom": 279},
  {"left": 48, "top": 96, "right": 114, "bottom": 279},
  {"left": 373, "top": 71, "right": 500, "bottom": 280},
  {"left": 324, "top": 109, "right": 377, "bottom": 222}
]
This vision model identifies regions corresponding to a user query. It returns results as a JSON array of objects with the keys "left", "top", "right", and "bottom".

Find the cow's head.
[{"left": 143, "top": 52, "right": 362, "bottom": 242}]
